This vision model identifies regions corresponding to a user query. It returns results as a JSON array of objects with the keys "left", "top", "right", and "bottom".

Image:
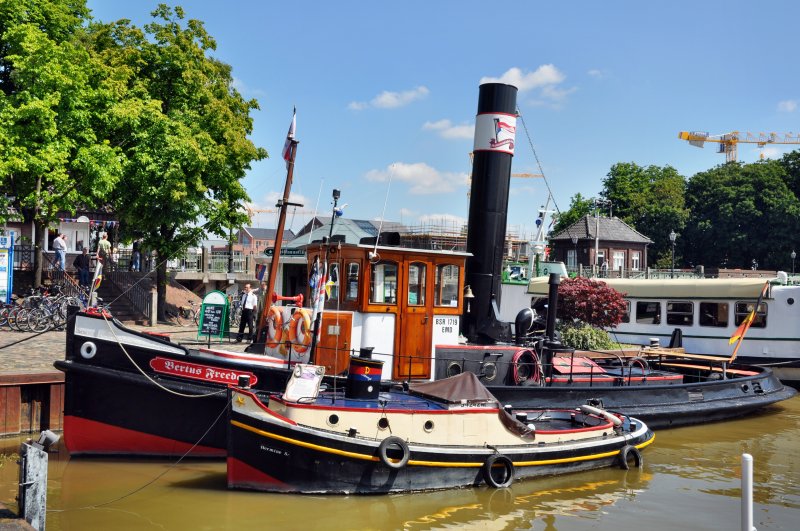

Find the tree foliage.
[
  {"left": 601, "top": 162, "right": 688, "bottom": 266},
  {"left": 551, "top": 193, "right": 593, "bottom": 235},
  {"left": 556, "top": 277, "right": 627, "bottom": 328},
  {"left": 683, "top": 160, "right": 800, "bottom": 270},
  {"left": 0, "top": 0, "right": 122, "bottom": 285},
  {"left": 88, "top": 5, "right": 266, "bottom": 318}
]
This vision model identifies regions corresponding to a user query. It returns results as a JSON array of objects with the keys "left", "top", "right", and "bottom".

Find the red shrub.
[{"left": 556, "top": 277, "right": 627, "bottom": 329}]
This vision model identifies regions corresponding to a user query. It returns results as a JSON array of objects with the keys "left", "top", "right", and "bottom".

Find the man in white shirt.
[
  {"left": 235, "top": 283, "right": 259, "bottom": 342},
  {"left": 52, "top": 233, "right": 67, "bottom": 270}
]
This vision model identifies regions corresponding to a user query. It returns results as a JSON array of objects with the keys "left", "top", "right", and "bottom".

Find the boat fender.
[
  {"left": 288, "top": 309, "right": 312, "bottom": 353},
  {"left": 628, "top": 357, "right": 649, "bottom": 371},
  {"left": 483, "top": 454, "right": 515, "bottom": 488},
  {"left": 378, "top": 436, "right": 410, "bottom": 469},
  {"left": 265, "top": 306, "right": 284, "bottom": 349},
  {"left": 79, "top": 341, "right": 97, "bottom": 359},
  {"left": 618, "top": 444, "right": 643, "bottom": 470},
  {"left": 579, "top": 404, "right": 623, "bottom": 427}
]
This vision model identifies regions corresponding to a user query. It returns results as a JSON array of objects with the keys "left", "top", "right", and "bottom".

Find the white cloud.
[
  {"left": 348, "top": 86, "right": 430, "bottom": 110},
  {"left": 480, "top": 65, "right": 565, "bottom": 92},
  {"left": 587, "top": 68, "right": 607, "bottom": 79},
  {"left": 481, "top": 65, "right": 574, "bottom": 108},
  {"left": 778, "top": 100, "right": 797, "bottom": 112},
  {"left": 231, "top": 76, "right": 266, "bottom": 98},
  {"left": 759, "top": 146, "right": 782, "bottom": 159},
  {"left": 364, "top": 162, "right": 469, "bottom": 195},
  {"left": 422, "top": 119, "right": 474, "bottom": 139}
]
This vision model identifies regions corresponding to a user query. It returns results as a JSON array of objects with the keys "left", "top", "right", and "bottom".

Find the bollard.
[
  {"left": 741, "top": 453, "right": 756, "bottom": 531},
  {"left": 18, "top": 430, "right": 59, "bottom": 531}
]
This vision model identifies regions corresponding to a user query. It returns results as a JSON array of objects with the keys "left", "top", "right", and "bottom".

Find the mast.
[{"left": 247, "top": 111, "right": 299, "bottom": 353}]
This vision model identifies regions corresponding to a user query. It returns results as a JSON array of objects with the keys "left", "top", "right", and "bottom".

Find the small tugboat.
[{"left": 226, "top": 358, "right": 655, "bottom": 494}]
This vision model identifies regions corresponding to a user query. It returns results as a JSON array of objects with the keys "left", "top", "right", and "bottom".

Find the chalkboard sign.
[{"left": 197, "top": 290, "right": 229, "bottom": 342}]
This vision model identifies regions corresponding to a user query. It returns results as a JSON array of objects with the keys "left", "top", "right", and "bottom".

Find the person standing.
[
  {"left": 130, "top": 240, "right": 141, "bottom": 272},
  {"left": 52, "top": 233, "right": 67, "bottom": 270},
  {"left": 97, "top": 234, "right": 111, "bottom": 264},
  {"left": 73, "top": 248, "right": 91, "bottom": 288},
  {"left": 236, "top": 283, "right": 258, "bottom": 342}
]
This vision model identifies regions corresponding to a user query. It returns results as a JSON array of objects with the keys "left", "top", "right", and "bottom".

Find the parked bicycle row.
[{"left": 0, "top": 283, "right": 88, "bottom": 333}]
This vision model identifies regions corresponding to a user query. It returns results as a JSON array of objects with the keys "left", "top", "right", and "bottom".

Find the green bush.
[{"left": 559, "top": 323, "right": 617, "bottom": 350}]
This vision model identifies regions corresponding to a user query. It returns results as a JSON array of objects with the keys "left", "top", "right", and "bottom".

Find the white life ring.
[{"left": 80, "top": 341, "right": 97, "bottom": 359}]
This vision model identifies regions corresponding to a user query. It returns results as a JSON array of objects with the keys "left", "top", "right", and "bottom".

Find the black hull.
[
  {"left": 227, "top": 408, "right": 654, "bottom": 494},
  {"left": 435, "top": 346, "right": 797, "bottom": 429},
  {"left": 58, "top": 312, "right": 309, "bottom": 456}
]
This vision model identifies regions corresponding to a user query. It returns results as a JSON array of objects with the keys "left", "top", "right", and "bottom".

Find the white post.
[{"left": 742, "top": 453, "right": 756, "bottom": 531}]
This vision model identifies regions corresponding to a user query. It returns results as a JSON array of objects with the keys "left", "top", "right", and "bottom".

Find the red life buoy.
[
  {"left": 288, "top": 309, "right": 312, "bottom": 353},
  {"left": 266, "top": 306, "right": 283, "bottom": 349}
]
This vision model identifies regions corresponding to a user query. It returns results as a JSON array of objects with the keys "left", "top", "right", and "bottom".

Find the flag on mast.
[
  {"left": 309, "top": 255, "right": 327, "bottom": 341},
  {"left": 728, "top": 281, "right": 769, "bottom": 362},
  {"left": 282, "top": 107, "right": 296, "bottom": 169}
]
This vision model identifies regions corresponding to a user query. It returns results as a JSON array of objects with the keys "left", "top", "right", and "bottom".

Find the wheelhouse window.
[
  {"left": 636, "top": 301, "right": 661, "bottom": 324},
  {"left": 369, "top": 261, "right": 398, "bottom": 305},
  {"left": 699, "top": 302, "right": 729, "bottom": 327},
  {"left": 326, "top": 263, "right": 340, "bottom": 303},
  {"left": 735, "top": 301, "right": 767, "bottom": 328},
  {"left": 435, "top": 264, "right": 459, "bottom": 307},
  {"left": 407, "top": 262, "right": 426, "bottom": 306},
  {"left": 666, "top": 301, "right": 693, "bottom": 326},
  {"left": 344, "top": 262, "right": 359, "bottom": 302}
]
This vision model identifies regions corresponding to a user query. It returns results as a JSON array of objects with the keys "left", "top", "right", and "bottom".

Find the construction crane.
[{"left": 678, "top": 131, "right": 800, "bottom": 163}]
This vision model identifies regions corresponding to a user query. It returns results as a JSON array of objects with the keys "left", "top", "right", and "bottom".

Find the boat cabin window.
[
  {"left": 735, "top": 301, "right": 767, "bottom": 328},
  {"left": 408, "top": 262, "right": 426, "bottom": 306},
  {"left": 621, "top": 300, "right": 630, "bottom": 323},
  {"left": 370, "top": 261, "right": 398, "bottom": 304},
  {"left": 666, "top": 301, "right": 693, "bottom": 326},
  {"left": 435, "top": 264, "right": 460, "bottom": 307},
  {"left": 636, "top": 301, "right": 661, "bottom": 324},
  {"left": 699, "top": 302, "right": 729, "bottom": 327},
  {"left": 344, "top": 262, "right": 359, "bottom": 302}
]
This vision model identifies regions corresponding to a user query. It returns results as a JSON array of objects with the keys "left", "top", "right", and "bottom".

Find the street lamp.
[
  {"left": 669, "top": 230, "right": 677, "bottom": 279},
  {"left": 792, "top": 250, "right": 796, "bottom": 275}
]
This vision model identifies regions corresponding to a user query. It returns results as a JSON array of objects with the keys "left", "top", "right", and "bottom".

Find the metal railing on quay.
[{"left": 105, "top": 269, "right": 153, "bottom": 322}]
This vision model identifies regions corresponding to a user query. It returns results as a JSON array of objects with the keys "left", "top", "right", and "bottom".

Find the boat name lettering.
[
  {"left": 434, "top": 317, "right": 458, "bottom": 326},
  {"left": 260, "top": 444, "right": 289, "bottom": 456},
  {"left": 149, "top": 357, "right": 258, "bottom": 386}
]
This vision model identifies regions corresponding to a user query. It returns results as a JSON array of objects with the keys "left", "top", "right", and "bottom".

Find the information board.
[{"left": 197, "top": 290, "right": 228, "bottom": 341}]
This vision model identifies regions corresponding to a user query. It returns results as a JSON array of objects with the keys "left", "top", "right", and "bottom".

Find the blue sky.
[{"left": 87, "top": 1, "right": 800, "bottom": 239}]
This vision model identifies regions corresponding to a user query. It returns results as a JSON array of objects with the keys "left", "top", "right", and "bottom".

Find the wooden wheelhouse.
[{"left": 306, "top": 242, "right": 469, "bottom": 380}]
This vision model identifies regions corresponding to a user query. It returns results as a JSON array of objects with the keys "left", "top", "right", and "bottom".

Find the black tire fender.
[
  {"left": 619, "top": 444, "right": 643, "bottom": 470},
  {"left": 378, "top": 436, "right": 410, "bottom": 469},
  {"left": 483, "top": 454, "right": 515, "bottom": 488}
]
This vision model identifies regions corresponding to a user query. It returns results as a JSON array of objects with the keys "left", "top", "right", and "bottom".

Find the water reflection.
[{"left": 1, "top": 396, "right": 799, "bottom": 530}]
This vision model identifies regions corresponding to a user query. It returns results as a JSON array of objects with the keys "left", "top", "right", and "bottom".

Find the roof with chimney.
[{"left": 550, "top": 215, "right": 652, "bottom": 244}]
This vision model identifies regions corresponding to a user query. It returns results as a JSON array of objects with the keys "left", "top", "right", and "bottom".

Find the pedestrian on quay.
[
  {"left": 73, "top": 248, "right": 91, "bottom": 289},
  {"left": 97, "top": 234, "right": 111, "bottom": 264},
  {"left": 130, "top": 240, "right": 141, "bottom": 272},
  {"left": 52, "top": 233, "right": 67, "bottom": 270},
  {"left": 236, "top": 283, "right": 258, "bottom": 342}
]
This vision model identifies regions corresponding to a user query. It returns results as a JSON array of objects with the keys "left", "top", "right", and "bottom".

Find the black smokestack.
[{"left": 462, "top": 82, "right": 517, "bottom": 344}]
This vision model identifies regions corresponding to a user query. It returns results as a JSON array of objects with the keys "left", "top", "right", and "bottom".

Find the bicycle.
[{"left": 174, "top": 300, "right": 199, "bottom": 327}]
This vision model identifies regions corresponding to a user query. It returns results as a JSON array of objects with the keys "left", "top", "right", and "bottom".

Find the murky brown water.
[{"left": 2, "top": 396, "right": 799, "bottom": 530}]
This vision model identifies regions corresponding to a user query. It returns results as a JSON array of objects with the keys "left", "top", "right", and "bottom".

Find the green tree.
[
  {"left": 0, "top": 0, "right": 122, "bottom": 286},
  {"left": 601, "top": 162, "right": 688, "bottom": 266},
  {"left": 90, "top": 5, "right": 266, "bottom": 319},
  {"left": 550, "top": 193, "right": 593, "bottom": 235},
  {"left": 684, "top": 160, "right": 800, "bottom": 269}
]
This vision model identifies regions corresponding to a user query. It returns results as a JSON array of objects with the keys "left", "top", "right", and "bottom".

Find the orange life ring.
[
  {"left": 288, "top": 309, "right": 313, "bottom": 353},
  {"left": 265, "top": 306, "right": 283, "bottom": 349}
]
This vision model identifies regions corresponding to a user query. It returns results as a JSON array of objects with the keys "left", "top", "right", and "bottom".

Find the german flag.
[{"left": 729, "top": 281, "right": 769, "bottom": 361}]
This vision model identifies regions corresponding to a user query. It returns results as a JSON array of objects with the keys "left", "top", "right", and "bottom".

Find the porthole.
[
  {"left": 327, "top": 414, "right": 339, "bottom": 426},
  {"left": 788, "top": 298, "right": 795, "bottom": 305},
  {"left": 423, "top": 420, "right": 434, "bottom": 432},
  {"left": 446, "top": 362, "right": 462, "bottom": 377},
  {"left": 482, "top": 362, "right": 497, "bottom": 381},
  {"left": 378, "top": 417, "right": 390, "bottom": 430}
]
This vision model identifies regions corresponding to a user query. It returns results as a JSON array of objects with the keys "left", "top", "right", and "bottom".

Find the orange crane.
[{"left": 678, "top": 130, "right": 800, "bottom": 163}]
